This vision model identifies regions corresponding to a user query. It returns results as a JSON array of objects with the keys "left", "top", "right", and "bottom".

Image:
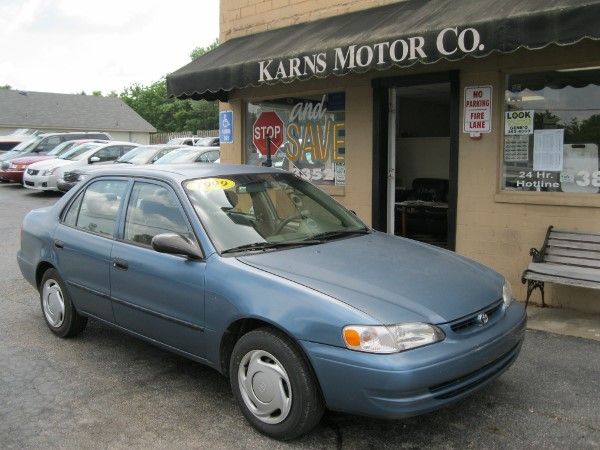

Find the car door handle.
[
  {"left": 54, "top": 240, "right": 64, "bottom": 249},
  {"left": 113, "top": 258, "right": 128, "bottom": 270}
]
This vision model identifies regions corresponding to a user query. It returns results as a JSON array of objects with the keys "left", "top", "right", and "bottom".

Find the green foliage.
[
  {"left": 0, "top": 84, "right": 11, "bottom": 90},
  {"left": 92, "top": 90, "right": 102, "bottom": 96},
  {"left": 190, "top": 38, "right": 219, "bottom": 61},
  {"left": 116, "top": 39, "right": 220, "bottom": 132},
  {"left": 120, "top": 78, "right": 218, "bottom": 132}
]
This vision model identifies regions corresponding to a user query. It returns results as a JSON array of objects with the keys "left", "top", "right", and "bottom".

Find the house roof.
[{"left": 0, "top": 89, "right": 156, "bottom": 133}]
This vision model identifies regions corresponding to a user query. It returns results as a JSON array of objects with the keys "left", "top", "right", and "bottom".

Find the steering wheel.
[{"left": 273, "top": 214, "right": 303, "bottom": 234}]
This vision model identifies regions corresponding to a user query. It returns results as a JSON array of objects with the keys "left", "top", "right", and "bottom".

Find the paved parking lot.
[{"left": 1, "top": 183, "right": 599, "bottom": 449}]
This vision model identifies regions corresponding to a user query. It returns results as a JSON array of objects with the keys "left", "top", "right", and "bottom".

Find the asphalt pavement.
[{"left": 1, "top": 182, "right": 599, "bottom": 449}]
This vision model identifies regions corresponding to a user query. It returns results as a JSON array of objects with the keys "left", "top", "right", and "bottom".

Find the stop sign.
[{"left": 253, "top": 112, "right": 284, "bottom": 156}]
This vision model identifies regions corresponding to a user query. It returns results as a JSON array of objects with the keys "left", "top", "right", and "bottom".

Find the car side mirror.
[
  {"left": 89, "top": 156, "right": 101, "bottom": 163},
  {"left": 151, "top": 233, "right": 203, "bottom": 260}
]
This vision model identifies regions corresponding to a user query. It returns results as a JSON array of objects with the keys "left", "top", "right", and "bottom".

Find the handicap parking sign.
[{"left": 219, "top": 110, "right": 233, "bottom": 144}]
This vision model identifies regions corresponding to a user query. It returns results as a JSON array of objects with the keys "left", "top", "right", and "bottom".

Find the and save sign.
[{"left": 253, "top": 112, "right": 284, "bottom": 155}]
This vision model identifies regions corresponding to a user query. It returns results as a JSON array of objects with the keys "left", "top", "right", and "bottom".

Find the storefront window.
[
  {"left": 502, "top": 68, "right": 600, "bottom": 194},
  {"left": 245, "top": 92, "right": 346, "bottom": 186}
]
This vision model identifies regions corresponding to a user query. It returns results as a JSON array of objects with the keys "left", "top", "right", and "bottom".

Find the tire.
[
  {"left": 39, "top": 268, "right": 87, "bottom": 338},
  {"left": 230, "top": 328, "right": 324, "bottom": 440}
]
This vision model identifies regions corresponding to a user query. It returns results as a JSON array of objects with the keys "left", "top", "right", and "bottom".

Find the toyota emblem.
[{"left": 477, "top": 313, "right": 489, "bottom": 325}]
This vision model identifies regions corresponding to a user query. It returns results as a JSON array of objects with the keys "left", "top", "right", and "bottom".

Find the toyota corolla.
[{"left": 17, "top": 165, "right": 526, "bottom": 440}]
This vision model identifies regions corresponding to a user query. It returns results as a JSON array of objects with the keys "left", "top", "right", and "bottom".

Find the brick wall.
[{"left": 220, "top": 0, "right": 403, "bottom": 41}]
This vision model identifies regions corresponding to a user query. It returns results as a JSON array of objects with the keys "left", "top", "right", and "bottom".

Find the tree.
[
  {"left": 119, "top": 38, "right": 220, "bottom": 132},
  {"left": 92, "top": 90, "right": 102, "bottom": 96},
  {"left": 120, "top": 78, "right": 218, "bottom": 132},
  {"left": 0, "top": 84, "right": 11, "bottom": 90},
  {"left": 190, "top": 38, "right": 219, "bottom": 60}
]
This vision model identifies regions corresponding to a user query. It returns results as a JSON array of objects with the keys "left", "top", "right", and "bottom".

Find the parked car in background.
[
  {"left": 0, "top": 129, "right": 39, "bottom": 152},
  {"left": 17, "top": 165, "right": 525, "bottom": 440},
  {"left": 0, "top": 132, "right": 112, "bottom": 162},
  {"left": 154, "top": 146, "right": 220, "bottom": 164},
  {"left": 23, "top": 141, "right": 137, "bottom": 191},
  {"left": 194, "top": 136, "right": 220, "bottom": 147},
  {"left": 57, "top": 144, "right": 187, "bottom": 192},
  {"left": 166, "top": 137, "right": 201, "bottom": 146},
  {"left": 0, "top": 140, "right": 106, "bottom": 184}
]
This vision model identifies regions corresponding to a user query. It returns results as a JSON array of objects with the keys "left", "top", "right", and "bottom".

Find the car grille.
[
  {"left": 63, "top": 172, "right": 79, "bottom": 182},
  {"left": 449, "top": 299, "right": 503, "bottom": 333},
  {"left": 25, "top": 181, "right": 34, "bottom": 186},
  {"left": 27, "top": 169, "right": 39, "bottom": 175}
]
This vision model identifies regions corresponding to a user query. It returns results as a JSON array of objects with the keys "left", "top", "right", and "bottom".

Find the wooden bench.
[{"left": 522, "top": 226, "right": 600, "bottom": 307}]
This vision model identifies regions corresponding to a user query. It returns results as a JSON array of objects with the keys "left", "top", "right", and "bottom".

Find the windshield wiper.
[
  {"left": 308, "top": 228, "right": 371, "bottom": 241},
  {"left": 222, "top": 239, "right": 322, "bottom": 254}
]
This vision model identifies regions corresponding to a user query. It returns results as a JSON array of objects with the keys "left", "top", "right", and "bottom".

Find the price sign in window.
[
  {"left": 245, "top": 93, "right": 346, "bottom": 187},
  {"left": 502, "top": 68, "right": 600, "bottom": 194}
]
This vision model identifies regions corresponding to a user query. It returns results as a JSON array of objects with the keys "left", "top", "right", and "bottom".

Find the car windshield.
[
  {"left": 48, "top": 140, "right": 78, "bottom": 156},
  {"left": 184, "top": 172, "right": 368, "bottom": 253},
  {"left": 11, "top": 136, "right": 40, "bottom": 152},
  {"left": 154, "top": 148, "right": 198, "bottom": 164},
  {"left": 59, "top": 144, "right": 100, "bottom": 160},
  {"left": 115, "top": 146, "right": 159, "bottom": 164},
  {"left": 195, "top": 137, "right": 215, "bottom": 146}
]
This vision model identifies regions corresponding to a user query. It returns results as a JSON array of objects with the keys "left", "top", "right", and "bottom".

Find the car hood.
[
  {"left": 0, "top": 151, "right": 34, "bottom": 161},
  {"left": 28, "top": 158, "right": 77, "bottom": 170},
  {"left": 237, "top": 232, "right": 503, "bottom": 324},
  {"left": 10, "top": 155, "right": 54, "bottom": 165}
]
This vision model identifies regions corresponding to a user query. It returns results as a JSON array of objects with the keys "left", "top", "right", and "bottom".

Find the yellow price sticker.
[{"left": 188, "top": 178, "right": 236, "bottom": 192}]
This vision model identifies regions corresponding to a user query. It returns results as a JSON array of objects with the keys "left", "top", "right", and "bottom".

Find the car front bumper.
[
  {"left": 23, "top": 172, "right": 60, "bottom": 191},
  {"left": 0, "top": 169, "right": 24, "bottom": 183},
  {"left": 300, "top": 301, "right": 526, "bottom": 419},
  {"left": 56, "top": 179, "right": 78, "bottom": 192}
]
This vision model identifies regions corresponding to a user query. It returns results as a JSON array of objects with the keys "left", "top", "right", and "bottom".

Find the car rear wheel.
[
  {"left": 230, "top": 328, "right": 324, "bottom": 440},
  {"left": 40, "top": 268, "right": 87, "bottom": 338}
]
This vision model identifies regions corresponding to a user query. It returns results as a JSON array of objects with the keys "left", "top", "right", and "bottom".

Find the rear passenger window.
[
  {"left": 124, "top": 182, "right": 193, "bottom": 246},
  {"left": 63, "top": 192, "right": 84, "bottom": 227},
  {"left": 75, "top": 180, "right": 128, "bottom": 236}
]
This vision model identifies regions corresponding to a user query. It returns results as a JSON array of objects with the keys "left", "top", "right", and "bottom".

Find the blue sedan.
[{"left": 17, "top": 164, "right": 526, "bottom": 440}]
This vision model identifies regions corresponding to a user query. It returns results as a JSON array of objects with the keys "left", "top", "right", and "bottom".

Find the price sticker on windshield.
[{"left": 188, "top": 178, "right": 235, "bottom": 192}]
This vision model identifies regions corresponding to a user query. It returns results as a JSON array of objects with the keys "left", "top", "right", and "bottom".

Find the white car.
[
  {"left": 23, "top": 141, "right": 138, "bottom": 191},
  {"left": 166, "top": 137, "right": 201, "bottom": 146}
]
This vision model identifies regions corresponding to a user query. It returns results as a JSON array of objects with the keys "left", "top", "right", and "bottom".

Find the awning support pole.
[{"left": 386, "top": 88, "right": 396, "bottom": 235}]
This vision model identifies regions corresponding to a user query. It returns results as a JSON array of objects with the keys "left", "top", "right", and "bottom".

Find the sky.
[{"left": 0, "top": 0, "right": 219, "bottom": 95}]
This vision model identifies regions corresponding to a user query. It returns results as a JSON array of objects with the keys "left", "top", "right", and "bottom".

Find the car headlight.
[
  {"left": 342, "top": 323, "right": 445, "bottom": 354},
  {"left": 7, "top": 162, "right": 16, "bottom": 169},
  {"left": 502, "top": 279, "right": 513, "bottom": 307}
]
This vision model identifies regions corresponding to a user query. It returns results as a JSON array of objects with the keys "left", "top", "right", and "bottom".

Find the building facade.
[{"left": 169, "top": 0, "right": 600, "bottom": 313}]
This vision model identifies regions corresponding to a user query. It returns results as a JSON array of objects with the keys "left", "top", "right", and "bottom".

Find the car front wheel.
[{"left": 230, "top": 328, "right": 324, "bottom": 440}]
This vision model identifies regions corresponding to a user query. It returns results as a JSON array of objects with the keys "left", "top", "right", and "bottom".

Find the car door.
[
  {"left": 53, "top": 178, "right": 129, "bottom": 321},
  {"left": 110, "top": 180, "right": 207, "bottom": 357}
]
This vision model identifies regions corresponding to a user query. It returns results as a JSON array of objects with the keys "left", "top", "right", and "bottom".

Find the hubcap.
[
  {"left": 42, "top": 279, "right": 65, "bottom": 328},
  {"left": 238, "top": 350, "right": 292, "bottom": 424}
]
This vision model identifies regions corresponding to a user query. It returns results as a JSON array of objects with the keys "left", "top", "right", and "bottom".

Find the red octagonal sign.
[{"left": 253, "top": 111, "right": 284, "bottom": 156}]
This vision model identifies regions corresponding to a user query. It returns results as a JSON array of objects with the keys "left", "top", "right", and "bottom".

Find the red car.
[{"left": 0, "top": 139, "right": 104, "bottom": 184}]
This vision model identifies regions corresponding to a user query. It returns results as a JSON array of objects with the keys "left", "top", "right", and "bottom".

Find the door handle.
[
  {"left": 54, "top": 240, "right": 64, "bottom": 249},
  {"left": 113, "top": 258, "right": 128, "bottom": 270}
]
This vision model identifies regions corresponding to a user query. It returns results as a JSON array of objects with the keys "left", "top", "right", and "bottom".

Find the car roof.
[
  {"left": 38, "top": 131, "right": 110, "bottom": 137},
  {"left": 83, "top": 163, "right": 283, "bottom": 183}
]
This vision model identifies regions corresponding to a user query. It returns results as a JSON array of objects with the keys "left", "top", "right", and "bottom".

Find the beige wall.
[
  {"left": 220, "top": 0, "right": 402, "bottom": 41},
  {"left": 218, "top": 0, "right": 600, "bottom": 312}
]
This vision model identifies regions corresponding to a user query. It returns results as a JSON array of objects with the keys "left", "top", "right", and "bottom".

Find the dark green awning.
[{"left": 167, "top": 0, "right": 600, "bottom": 101}]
